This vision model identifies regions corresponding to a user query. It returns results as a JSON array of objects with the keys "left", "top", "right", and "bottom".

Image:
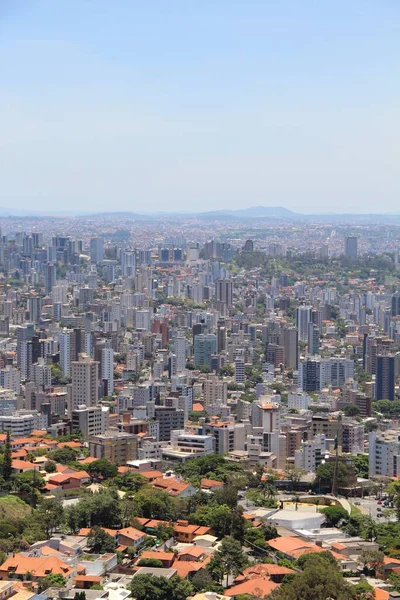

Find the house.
[
  {"left": 225, "top": 578, "right": 279, "bottom": 598},
  {"left": 267, "top": 536, "right": 357, "bottom": 570},
  {"left": 136, "top": 551, "right": 175, "bottom": 568},
  {"left": 174, "top": 520, "right": 211, "bottom": 543},
  {"left": 152, "top": 475, "right": 196, "bottom": 497},
  {"left": 11, "top": 460, "right": 36, "bottom": 474},
  {"left": 117, "top": 527, "right": 145, "bottom": 548},
  {"left": 200, "top": 478, "right": 224, "bottom": 492},
  {"left": 74, "top": 575, "right": 103, "bottom": 589},
  {"left": 178, "top": 547, "right": 207, "bottom": 562},
  {"left": 234, "top": 563, "right": 295, "bottom": 584},
  {"left": 47, "top": 470, "right": 90, "bottom": 490},
  {"left": 0, "top": 554, "right": 74, "bottom": 582}
]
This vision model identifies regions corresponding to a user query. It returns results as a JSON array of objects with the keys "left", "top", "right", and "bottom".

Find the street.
[{"left": 351, "top": 498, "right": 396, "bottom": 523}]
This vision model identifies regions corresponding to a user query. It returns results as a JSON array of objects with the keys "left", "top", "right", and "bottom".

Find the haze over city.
[{"left": 1, "top": 1, "right": 399, "bottom": 214}]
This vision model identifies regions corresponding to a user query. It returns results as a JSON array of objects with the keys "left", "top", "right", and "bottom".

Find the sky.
[{"left": 0, "top": 0, "right": 399, "bottom": 214}]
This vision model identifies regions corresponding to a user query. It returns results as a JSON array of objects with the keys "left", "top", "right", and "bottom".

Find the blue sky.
[{"left": 0, "top": 0, "right": 399, "bottom": 214}]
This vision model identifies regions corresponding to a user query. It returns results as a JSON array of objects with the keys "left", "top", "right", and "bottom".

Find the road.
[{"left": 352, "top": 497, "right": 396, "bottom": 522}]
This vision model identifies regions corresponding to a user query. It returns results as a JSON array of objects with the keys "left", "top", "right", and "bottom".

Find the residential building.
[{"left": 89, "top": 431, "right": 138, "bottom": 464}]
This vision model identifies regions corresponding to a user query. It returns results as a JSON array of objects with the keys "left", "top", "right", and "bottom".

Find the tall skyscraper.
[
  {"left": 90, "top": 237, "right": 104, "bottom": 263},
  {"left": 59, "top": 329, "right": 72, "bottom": 377},
  {"left": 296, "top": 305, "right": 313, "bottom": 342},
  {"left": 45, "top": 263, "right": 57, "bottom": 295},
  {"left": 173, "top": 332, "right": 187, "bottom": 373},
  {"left": 376, "top": 354, "right": 395, "bottom": 400},
  {"left": 28, "top": 297, "right": 42, "bottom": 325},
  {"left": 120, "top": 251, "right": 136, "bottom": 276},
  {"left": 345, "top": 236, "right": 358, "bottom": 261},
  {"left": 16, "top": 324, "right": 35, "bottom": 380},
  {"left": 101, "top": 343, "right": 114, "bottom": 395},
  {"left": 72, "top": 354, "right": 99, "bottom": 409},
  {"left": 283, "top": 326, "right": 298, "bottom": 370},
  {"left": 194, "top": 334, "right": 217, "bottom": 369},
  {"left": 307, "top": 322, "right": 319, "bottom": 356},
  {"left": 215, "top": 279, "right": 233, "bottom": 307}
]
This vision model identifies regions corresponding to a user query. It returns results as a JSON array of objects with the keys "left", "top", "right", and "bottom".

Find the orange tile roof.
[
  {"left": 48, "top": 470, "right": 89, "bottom": 484},
  {"left": 173, "top": 560, "right": 204, "bottom": 579},
  {"left": 225, "top": 578, "right": 279, "bottom": 598},
  {"left": 117, "top": 527, "right": 144, "bottom": 542},
  {"left": 200, "top": 478, "right": 224, "bottom": 489},
  {"left": 0, "top": 554, "right": 73, "bottom": 578},
  {"left": 138, "top": 551, "right": 174, "bottom": 562},
  {"left": 192, "top": 402, "right": 204, "bottom": 412},
  {"left": 11, "top": 460, "right": 36, "bottom": 470},
  {"left": 375, "top": 590, "right": 390, "bottom": 600}
]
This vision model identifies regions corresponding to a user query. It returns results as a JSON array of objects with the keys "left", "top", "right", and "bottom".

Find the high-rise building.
[
  {"left": 45, "top": 263, "right": 57, "bottom": 295},
  {"left": 376, "top": 354, "right": 395, "bottom": 400},
  {"left": 90, "top": 237, "right": 104, "bottom": 263},
  {"left": 369, "top": 431, "right": 400, "bottom": 478},
  {"left": 154, "top": 406, "right": 185, "bottom": 441},
  {"left": 307, "top": 322, "right": 319, "bottom": 356},
  {"left": 283, "top": 326, "right": 298, "bottom": 370},
  {"left": 16, "top": 324, "right": 35, "bottom": 380},
  {"left": 72, "top": 404, "right": 107, "bottom": 441},
  {"left": 89, "top": 431, "right": 137, "bottom": 464},
  {"left": 345, "top": 236, "right": 358, "bottom": 260},
  {"left": 120, "top": 251, "right": 136, "bottom": 276},
  {"left": 173, "top": 333, "right": 187, "bottom": 373},
  {"left": 59, "top": 329, "right": 72, "bottom": 377},
  {"left": 203, "top": 376, "right": 227, "bottom": 406},
  {"left": 234, "top": 357, "right": 245, "bottom": 383},
  {"left": 72, "top": 354, "right": 99, "bottom": 409},
  {"left": 215, "top": 279, "right": 233, "bottom": 307},
  {"left": 28, "top": 297, "right": 42, "bottom": 325},
  {"left": 296, "top": 305, "right": 312, "bottom": 342},
  {"left": 101, "top": 343, "right": 114, "bottom": 395},
  {"left": 194, "top": 334, "right": 217, "bottom": 370}
]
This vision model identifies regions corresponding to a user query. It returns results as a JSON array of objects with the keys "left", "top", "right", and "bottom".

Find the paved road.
[{"left": 352, "top": 498, "right": 396, "bottom": 522}]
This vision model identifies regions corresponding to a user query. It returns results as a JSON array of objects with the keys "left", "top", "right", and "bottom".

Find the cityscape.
[
  {"left": 0, "top": 211, "right": 397, "bottom": 600},
  {"left": 1, "top": 1, "right": 400, "bottom": 600}
]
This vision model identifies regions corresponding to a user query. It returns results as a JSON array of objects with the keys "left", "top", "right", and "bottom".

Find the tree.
[
  {"left": 192, "top": 569, "right": 223, "bottom": 593},
  {"left": 129, "top": 575, "right": 193, "bottom": 600},
  {"left": 315, "top": 461, "right": 351, "bottom": 489},
  {"left": 35, "top": 498, "right": 64, "bottom": 538},
  {"left": 48, "top": 446, "right": 79, "bottom": 464},
  {"left": 270, "top": 553, "right": 354, "bottom": 600},
  {"left": 2, "top": 431, "right": 12, "bottom": 481},
  {"left": 352, "top": 455, "right": 369, "bottom": 479},
  {"left": 320, "top": 506, "right": 348, "bottom": 527},
  {"left": 359, "top": 548, "right": 384, "bottom": 575},
  {"left": 137, "top": 558, "right": 163, "bottom": 568},
  {"left": 66, "top": 490, "right": 122, "bottom": 530},
  {"left": 87, "top": 459, "right": 118, "bottom": 480},
  {"left": 343, "top": 404, "right": 361, "bottom": 417},
  {"left": 44, "top": 460, "right": 57, "bottom": 473},
  {"left": 87, "top": 526, "right": 116, "bottom": 553},
  {"left": 285, "top": 466, "right": 305, "bottom": 491},
  {"left": 38, "top": 573, "right": 66, "bottom": 593},
  {"left": 209, "top": 536, "right": 248, "bottom": 587},
  {"left": 74, "top": 593, "right": 86, "bottom": 600}
]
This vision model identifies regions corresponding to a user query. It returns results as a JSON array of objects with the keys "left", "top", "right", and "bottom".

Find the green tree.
[
  {"left": 137, "top": 558, "right": 163, "bottom": 568},
  {"left": 87, "top": 526, "right": 116, "bottom": 553},
  {"left": 129, "top": 575, "right": 193, "bottom": 600},
  {"left": 209, "top": 536, "right": 248, "bottom": 587},
  {"left": 352, "top": 455, "right": 369, "bottom": 479},
  {"left": 320, "top": 506, "right": 348, "bottom": 527},
  {"left": 48, "top": 446, "right": 79, "bottom": 464},
  {"left": 315, "top": 461, "right": 351, "bottom": 489},
  {"left": 87, "top": 459, "right": 118, "bottom": 480},
  {"left": 2, "top": 431, "right": 12, "bottom": 481},
  {"left": 74, "top": 593, "right": 86, "bottom": 600},
  {"left": 35, "top": 498, "right": 64, "bottom": 538},
  {"left": 270, "top": 553, "right": 354, "bottom": 600},
  {"left": 38, "top": 573, "right": 67, "bottom": 593},
  {"left": 359, "top": 548, "right": 384, "bottom": 575},
  {"left": 343, "top": 404, "right": 361, "bottom": 417},
  {"left": 44, "top": 460, "right": 57, "bottom": 473}
]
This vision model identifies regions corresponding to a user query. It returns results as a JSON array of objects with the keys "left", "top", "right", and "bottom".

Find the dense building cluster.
[{"left": 0, "top": 212, "right": 399, "bottom": 599}]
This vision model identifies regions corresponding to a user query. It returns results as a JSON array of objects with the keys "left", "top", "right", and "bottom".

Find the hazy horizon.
[{"left": 1, "top": 1, "right": 399, "bottom": 214}]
